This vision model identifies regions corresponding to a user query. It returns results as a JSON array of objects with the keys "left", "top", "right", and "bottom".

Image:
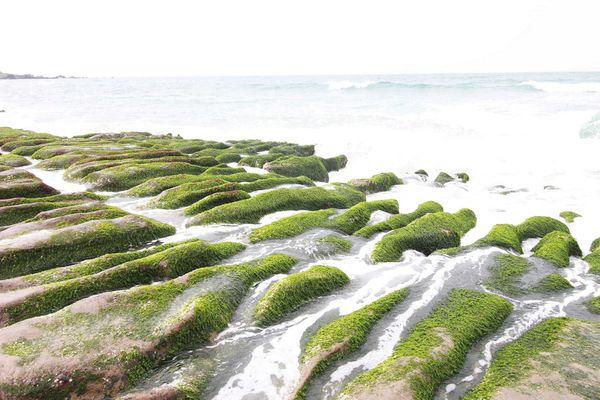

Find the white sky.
[{"left": 2, "top": 0, "right": 600, "bottom": 77}]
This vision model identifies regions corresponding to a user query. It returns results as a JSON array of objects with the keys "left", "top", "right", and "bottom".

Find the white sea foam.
[
  {"left": 325, "top": 80, "right": 377, "bottom": 90},
  {"left": 521, "top": 80, "right": 600, "bottom": 93}
]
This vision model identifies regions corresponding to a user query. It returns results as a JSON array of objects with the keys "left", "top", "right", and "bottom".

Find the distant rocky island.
[{"left": 0, "top": 71, "right": 75, "bottom": 79}]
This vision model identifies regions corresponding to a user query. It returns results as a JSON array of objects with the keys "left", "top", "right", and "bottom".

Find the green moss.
[
  {"left": 463, "top": 317, "right": 571, "bottom": 400},
  {"left": 340, "top": 289, "right": 512, "bottom": 400},
  {"left": 588, "top": 297, "right": 600, "bottom": 314},
  {"left": 0, "top": 254, "right": 296, "bottom": 398},
  {"left": 238, "top": 154, "right": 280, "bottom": 168},
  {"left": 532, "top": 273, "right": 574, "bottom": 293},
  {"left": 560, "top": 210, "right": 581, "bottom": 223},
  {"left": 473, "top": 224, "right": 523, "bottom": 253},
  {"left": 0, "top": 153, "right": 31, "bottom": 167},
  {"left": 188, "top": 185, "right": 365, "bottom": 226},
  {"left": 201, "top": 165, "right": 246, "bottom": 176},
  {"left": 294, "top": 289, "right": 409, "bottom": 399},
  {"left": 354, "top": 201, "right": 443, "bottom": 238},
  {"left": 0, "top": 215, "right": 176, "bottom": 278},
  {"left": 516, "top": 216, "right": 569, "bottom": 240},
  {"left": 1, "top": 138, "right": 56, "bottom": 152},
  {"left": 348, "top": 172, "right": 402, "bottom": 194},
  {"left": 0, "top": 200, "right": 84, "bottom": 226},
  {"left": 0, "top": 191, "right": 105, "bottom": 206},
  {"left": 434, "top": 171, "right": 454, "bottom": 185},
  {"left": 2, "top": 240, "right": 246, "bottom": 325},
  {"left": 250, "top": 209, "right": 336, "bottom": 243},
  {"left": 371, "top": 209, "right": 476, "bottom": 262},
  {"left": 126, "top": 174, "right": 209, "bottom": 197},
  {"left": 0, "top": 177, "right": 59, "bottom": 199},
  {"left": 312, "top": 235, "right": 353, "bottom": 256},
  {"left": 584, "top": 237, "right": 600, "bottom": 275},
  {"left": 264, "top": 156, "right": 330, "bottom": 182},
  {"left": 269, "top": 144, "right": 315, "bottom": 156},
  {"left": 184, "top": 190, "right": 251, "bottom": 216},
  {"left": 328, "top": 200, "right": 399, "bottom": 234},
  {"left": 20, "top": 241, "right": 186, "bottom": 286},
  {"left": 456, "top": 172, "right": 470, "bottom": 182},
  {"left": 484, "top": 253, "right": 531, "bottom": 296},
  {"left": 249, "top": 200, "right": 396, "bottom": 242},
  {"left": 215, "top": 153, "right": 242, "bottom": 163},
  {"left": 83, "top": 162, "right": 207, "bottom": 191},
  {"left": 253, "top": 265, "right": 350, "bottom": 326},
  {"left": 532, "top": 231, "right": 582, "bottom": 267},
  {"left": 322, "top": 155, "right": 348, "bottom": 172},
  {"left": 415, "top": 169, "right": 428, "bottom": 177},
  {"left": 150, "top": 179, "right": 233, "bottom": 209},
  {"left": 239, "top": 176, "right": 314, "bottom": 192}
]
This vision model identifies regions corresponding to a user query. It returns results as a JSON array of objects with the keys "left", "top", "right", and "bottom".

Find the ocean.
[{"left": 1, "top": 72, "right": 600, "bottom": 399}]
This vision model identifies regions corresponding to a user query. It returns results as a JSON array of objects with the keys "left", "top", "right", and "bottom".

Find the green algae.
[
  {"left": 0, "top": 215, "right": 176, "bottom": 278},
  {"left": 339, "top": 289, "right": 512, "bottom": 400},
  {"left": 371, "top": 208, "right": 476, "bottom": 262},
  {"left": 264, "top": 156, "right": 330, "bottom": 182},
  {"left": 532, "top": 231, "right": 582, "bottom": 268},
  {"left": 253, "top": 265, "right": 350, "bottom": 326},
  {"left": 560, "top": 210, "right": 581, "bottom": 223},
  {"left": 532, "top": 273, "right": 574, "bottom": 293},
  {"left": 484, "top": 253, "right": 531, "bottom": 296},
  {"left": 354, "top": 201, "right": 443, "bottom": 238},
  {"left": 293, "top": 289, "right": 409, "bottom": 399},
  {"left": 188, "top": 185, "right": 365, "bottom": 226},
  {"left": 516, "top": 216, "right": 569, "bottom": 241},
  {"left": 473, "top": 224, "right": 523, "bottom": 253},
  {"left": 184, "top": 190, "right": 251, "bottom": 216},
  {"left": 348, "top": 172, "right": 402, "bottom": 194}
]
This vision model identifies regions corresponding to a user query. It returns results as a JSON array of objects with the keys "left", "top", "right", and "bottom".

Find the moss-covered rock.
[
  {"left": 531, "top": 231, "right": 582, "bottom": 268},
  {"left": 0, "top": 254, "right": 296, "bottom": 399},
  {"left": 264, "top": 156, "right": 330, "bottom": 182},
  {"left": 371, "top": 208, "right": 476, "bottom": 262},
  {"left": 323, "top": 155, "right": 348, "bottom": 172},
  {"left": 0, "top": 241, "right": 185, "bottom": 290},
  {"left": 588, "top": 296, "right": 600, "bottom": 314},
  {"left": 126, "top": 174, "right": 209, "bottom": 197},
  {"left": 0, "top": 240, "right": 246, "bottom": 326},
  {"left": 515, "top": 216, "right": 569, "bottom": 241},
  {"left": 354, "top": 201, "right": 443, "bottom": 238},
  {"left": 248, "top": 200, "right": 397, "bottom": 242},
  {"left": 238, "top": 154, "right": 281, "bottom": 168},
  {"left": 253, "top": 265, "right": 350, "bottom": 326},
  {"left": 0, "top": 215, "right": 175, "bottom": 278},
  {"left": 312, "top": 235, "right": 353, "bottom": 257},
  {"left": 0, "top": 201, "right": 85, "bottom": 226},
  {"left": 269, "top": 144, "right": 315, "bottom": 157},
  {"left": 463, "top": 317, "right": 600, "bottom": 400},
  {"left": 532, "top": 273, "right": 573, "bottom": 293},
  {"left": 250, "top": 209, "right": 336, "bottom": 243},
  {"left": 559, "top": 210, "right": 581, "bottom": 223},
  {"left": 83, "top": 162, "right": 207, "bottom": 191},
  {"left": 414, "top": 169, "right": 428, "bottom": 177},
  {"left": 456, "top": 172, "right": 470, "bottom": 182},
  {"left": 239, "top": 176, "right": 314, "bottom": 192},
  {"left": 188, "top": 185, "right": 365, "bottom": 226},
  {"left": 0, "top": 170, "right": 59, "bottom": 199},
  {"left": 348, "top": 172, "right": 402, "bottom": 194},
  {"left": 473, "top": 224, "right": 523, "bottom": 253},
  {"left": 0, "top": 153, "right": 31, "bottom": 167},
  {"left": 434, "top": 171, "right": 454, "bottom": 185},
  {"left": 339, "top": 289, "right": 512, "bottom": 400},
  {"left": 328, "top": 200, "right": 399, "bottom": 234},
  {"left": 150, "top": 179, "right": 234, "bottom": 209},
  {"left": 215, "top": 152, "right": 242, "bottom": 163},
  {"left": 584, "top": 236, "right": 600, "bottom": 275},
  {"left": 184, "top": 190, "right": 251, "bottom": 216},
  {"left": 484, "top": 253, "right": 531, "bottom": 296},
  {"left": 0, "top": 207, "right": 129, "bottom": 239},
  {"left": 292, "top": 289, "right": 409, "bottom": 399}
]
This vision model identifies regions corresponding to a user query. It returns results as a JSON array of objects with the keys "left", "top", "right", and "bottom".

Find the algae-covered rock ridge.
[{"left": 0, "top": 126, "right": 598, "bottom": 400}]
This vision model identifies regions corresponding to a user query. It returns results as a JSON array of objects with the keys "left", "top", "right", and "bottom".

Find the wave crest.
[{"left": 521, "top": 80, "right": 600, "bottom": 93}]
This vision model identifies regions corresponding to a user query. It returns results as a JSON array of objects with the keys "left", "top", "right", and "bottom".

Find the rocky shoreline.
[{"left": 0, "top": 126, "right": 598, "bottom": 399}]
